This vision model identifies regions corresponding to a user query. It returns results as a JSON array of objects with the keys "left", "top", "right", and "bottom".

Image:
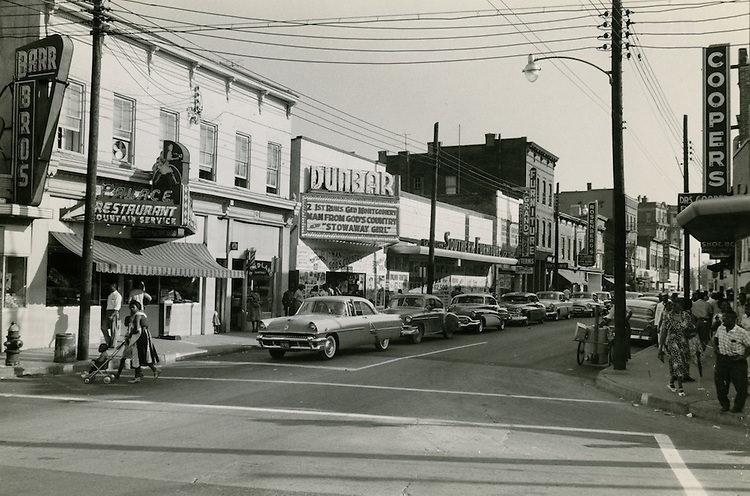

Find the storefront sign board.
[
  {"left": 301, "top": 193, "right": 399, "bottom": 243},
  {"left": 586, "top": 201, "right": 598, "bottom": 256},
  {"left": 702, "top": 44, "right": 731, "bottom": 194}
]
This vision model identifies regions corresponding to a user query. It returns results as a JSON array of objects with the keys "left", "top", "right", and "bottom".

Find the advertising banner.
[
  {"left": 300, "top": 194, "right": 399, "bottom": 243},
  {"left": 703, "top": 44, "right": 731, "bottom": 194}
]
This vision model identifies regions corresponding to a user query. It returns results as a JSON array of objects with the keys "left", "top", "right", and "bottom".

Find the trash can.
[{"left": 53, "top": 333, "right": 76, "bottom": 363}]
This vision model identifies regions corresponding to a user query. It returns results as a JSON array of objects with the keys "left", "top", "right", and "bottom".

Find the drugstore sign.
[{"left": 11, "top": 35, "right": 73, "bottom": 206}]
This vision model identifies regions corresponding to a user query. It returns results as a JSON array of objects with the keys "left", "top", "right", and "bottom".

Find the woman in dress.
[
  {"left": 658, "top": 299, "right": 695, "bottom": 396},
  {"left": 120, "top": 299, "right": 161, "bottom": 383}
]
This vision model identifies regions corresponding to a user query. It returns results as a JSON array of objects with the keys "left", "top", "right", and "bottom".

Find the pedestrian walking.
[
  {"left": 658, "top": 299, "right": 695, "bottom": 397},
  {"left": 713, "top": 310, "right": 750, "bottom": 413},
  {"left": 115, "top": 300, "right": 161, "bottom": 383},
  {"left": 247, "top": 290, "right": 261, "bottom": 332},
  {"left": 212, "top": 309, "right": 221, "bottom": 334},
  {"left": 292, "top": 284, "right": 305, "bottom": 314},
  {"left": 282, "top": 288, "right": 295, "bottom": 316},
  {"left": 128, "top": 280, "right": 152, "bottom": 310},
  {"left": 104, "top": 283, "right": 122, "bottom": 348},
  {"left": 691, "top": 291, "right": 713, "bottom": 347}
]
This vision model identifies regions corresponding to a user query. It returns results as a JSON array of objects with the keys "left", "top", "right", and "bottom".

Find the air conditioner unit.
[{"left": 112, "top": 139, "right": 130, "bottom": 161}]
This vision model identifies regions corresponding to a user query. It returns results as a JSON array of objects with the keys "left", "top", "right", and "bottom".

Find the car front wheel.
[
  {"left": 498, "top": 319, "right": 506, "bottom": 331},
  {"left": 410, "top": 324, "right": 424, "bottom": 344},
  {"left": 443, "top": 314, "right": 457, "bottom": 338},
  {"left": 375, "top": 337, "right": 390, "bottom": 351},
  {"left": 476, "top": 318, "right": 485, "bottom": 334},
  {"left": 320, "top": 335, "right": 338, "bottom": 360}
]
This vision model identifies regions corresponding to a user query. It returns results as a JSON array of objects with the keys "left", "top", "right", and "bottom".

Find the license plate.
[{"left": 280, "top": 341, "right": 291, "bottom": 349}]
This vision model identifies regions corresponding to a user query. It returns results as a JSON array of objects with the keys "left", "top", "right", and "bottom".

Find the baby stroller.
[{"left": 81, "top": 341, "right": 126, "bottom": 384}]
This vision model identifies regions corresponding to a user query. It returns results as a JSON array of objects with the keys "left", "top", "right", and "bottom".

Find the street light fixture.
[{"left": 520, "top": 1, "right": 628, "bottom": 370}]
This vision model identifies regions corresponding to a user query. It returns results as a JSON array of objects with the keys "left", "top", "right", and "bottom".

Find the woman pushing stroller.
[{"left": 115, "top": 299, "right": 161, "bottom": 383}]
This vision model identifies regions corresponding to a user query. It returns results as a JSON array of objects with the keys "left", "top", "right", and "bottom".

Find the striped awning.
[{"left": 51, "top": 232, "right": 243, "bottom": 279}]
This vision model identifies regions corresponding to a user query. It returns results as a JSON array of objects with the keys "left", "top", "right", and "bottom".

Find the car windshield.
[
  {"left": 297, "top": 300, "right": 347, "bottom": 316},
  {"left": 501, "top": 295, "right": 531, "bottom": 303},
  {"left": 536, "top": 292, "right": 558, "bottom": 300},
  {"left": 453, "top": 295, "right": 484, "bottom": 305},
  {"left": 388, "top": 296, "right": 424, "bottom": 308},
  {"left": 595, "top": 292, "right": 610, "bottom": 299},
  {"left": 629, "top": 306, "right": 654, "bottom": 318},
  {"left": 571, "top": 292, "right": 591, "bottom": 299}
]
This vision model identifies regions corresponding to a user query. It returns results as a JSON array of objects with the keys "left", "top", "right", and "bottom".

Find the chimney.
[
  {"left": 377, "top": 151, "right": 388, "bottom": 163},
  {"left": 586, "top": 182, "right": 592, "bottom": 190},
  {"left": 485, "top": 133, "right": 496, "bottom": 146},
  {"left": 427, "top": 141, "right": 441, "bottom": 155}
]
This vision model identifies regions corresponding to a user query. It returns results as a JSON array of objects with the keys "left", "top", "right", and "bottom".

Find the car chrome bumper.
[
  {"left": 455, "top": 315, "right": 481, "bottom": 328},
  {"left": 400, "top": 325, "right": 420, "bottom": 337},
  {"left": 256, "top": 334, "right": 327, "bottom": 351},
  {"left": 506, "top": 315, "right": 528, "bottom": 324}
]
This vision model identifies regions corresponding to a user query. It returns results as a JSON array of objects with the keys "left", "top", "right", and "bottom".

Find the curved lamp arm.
[{"left": 523, "top": 54, "right": 612, "bottom": 84}]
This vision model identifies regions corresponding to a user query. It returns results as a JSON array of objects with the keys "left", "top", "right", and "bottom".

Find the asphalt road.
[{"left": 1, "top": 317, "right": 747, "bottom": 496}]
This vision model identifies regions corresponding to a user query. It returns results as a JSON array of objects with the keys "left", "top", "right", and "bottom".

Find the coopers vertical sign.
[
  {"left": 703, "top": 44, "right": 730, "bottom": 194},
  {"left": 12, "top": 35, "right": 73, "bottom": 206}
]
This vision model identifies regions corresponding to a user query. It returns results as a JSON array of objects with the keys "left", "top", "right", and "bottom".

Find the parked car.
[
  {"left": 382, "top": 293, "right": 452, "bottom": 343},
  {"left": 626, "top": 291, "right": 643, "bottom": 299},
  {"left": 570, "top": 292, "right": 607, "bottom": 317},
  {"left": 447, "top": 293, "right": 509, "bottom": 333},
  {"left": 256, "top": 296, "right": 404, "bottom": 360},
  {"left": 536, "top": 291, "right": 573, "bottom": 320},
  {"left": 594, "top": 291, "right": 613, "bottom": 309},
  {"left": 625, "top": 298, "right": 658, "bottom": 344},
  {"left": 499, "top": 292, "right": 547, "bottom": 324}
]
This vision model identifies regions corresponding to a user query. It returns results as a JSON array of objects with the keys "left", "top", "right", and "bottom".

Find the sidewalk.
[{"left": 1, "top": 332, "right": 746, "bottom": 428}]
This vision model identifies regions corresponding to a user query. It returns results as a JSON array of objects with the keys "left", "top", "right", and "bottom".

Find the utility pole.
[
  {"left": 427, "top": 122, "right": 439, "bottom": 294},
  {"left": 77, "top": 0, "right": 105, "bottom": 360},
  {"left": 611, "top": 0, "right": 628, "bottom": 370},
  {"left": 682, "top": 115, "right": 691, "bottom": 301},
  {"left": 553, "top": 182, "right": 560, "bottom": 290}
]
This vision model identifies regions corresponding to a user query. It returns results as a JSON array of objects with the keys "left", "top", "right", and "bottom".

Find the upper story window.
[
  {"left": 235, "top": 133, "right": 251, "bottom": 188},
  {"left": 413, "top": 176, "right": 423, "bottom": 193},
  {"left": 548, "top": 183, "right": 553, "bottom": 206},
  {"left": 160, "top": 109, "right": 179, "bottom": 144},
  {"left": 445, "top": 175, "right": 457, "bottom": 195},
  {"left": 266, "top": 142, "right": 281, "bottom": 194},
  {"left": 542, "top": 180, "right": 547, "bottom": 205},
  {"left": 57, "top": 81, "right": 84, "bottom": 153},
  {"left": 199, "top": 121, "right": 217, "bottom": 181},
  {"left": 112, "top": 94, "right": 135, "bottom": 165}
]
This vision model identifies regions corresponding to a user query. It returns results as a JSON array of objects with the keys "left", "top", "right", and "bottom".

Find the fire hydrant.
[{"left": 4, "top": 321, "right": 22, "bottom": 366}]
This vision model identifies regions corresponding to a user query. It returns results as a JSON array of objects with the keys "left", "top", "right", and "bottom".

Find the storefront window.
[
  {"left": 46, "top": 251, "right": 81, "bottom": 306},
  {"left": 3, "top": 257, "right": 27, "bottom": 308},
  {"left": 159, "top": 276, "right": 200, "bottom": 303}
]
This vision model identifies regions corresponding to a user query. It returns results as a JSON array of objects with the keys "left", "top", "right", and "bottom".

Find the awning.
[
  {"left": 603, "top": 276, "right": 615, "bottom": 285},
  {"left": 386, "top": 242, "right": 517, "bottom": 266},
  {"left": 557, "top": 268, "right": 587, "bottom": 287},
  {"left": 676, "top": 195, "right": 750, "bottom": 242},
  {"left": 51, "top": 232, "right": 243, "bottom": 278}
]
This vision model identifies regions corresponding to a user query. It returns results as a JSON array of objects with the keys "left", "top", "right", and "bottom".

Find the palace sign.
[
  {"left": 12, "top": 35, "right": 73, "bottom": 206},
  {"left": 703, "top": 44, "right": 730, "bottom": 194}
]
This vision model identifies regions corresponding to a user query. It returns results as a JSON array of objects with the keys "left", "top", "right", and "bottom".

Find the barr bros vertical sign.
[
  {"left": 12, "top": 35, "right": 73, "bottom": 206},
  {"left": 703, "top": 43, "right": 730, "bottom": 194}
]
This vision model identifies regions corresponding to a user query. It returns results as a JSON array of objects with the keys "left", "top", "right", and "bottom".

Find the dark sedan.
[
  {"left": 499, "top": 292, "right": 547, "bottom": 325},
  {"left": 382, "top": 294, "right": 452, "bottom": 343},
  {"left": 626, "top": 298, "right": 658, "bottom": 344},
  {"left": 447, "top": 293, "right": 509, "bottom": 333}
]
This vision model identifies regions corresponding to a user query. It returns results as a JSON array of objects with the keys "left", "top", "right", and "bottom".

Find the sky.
[{"left": 110, "top": 0, "right": 749, "bottom": 204}]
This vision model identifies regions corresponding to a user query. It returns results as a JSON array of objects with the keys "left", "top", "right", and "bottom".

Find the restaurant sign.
[
  {"left": 62, "top": 141, "right": 196, "bottom": 237},
  {"left": 300, "top": 193, "right": 399, "bottom": 243}
]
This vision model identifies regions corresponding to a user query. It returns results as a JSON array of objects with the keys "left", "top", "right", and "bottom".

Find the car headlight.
[
  {"left": 308, "top": 322, "right": 317, "bottom": 331},
  {"left": 404, "top": 315, "right": 413, "bottom": 324},
  {"left": 259, "top": 321, "right": 266, "bottom": 331},
  {"left": 586, "top": 303, "right": 592, "bottom": 308},
  {"left": 548, "top": 305, "right": 555, "bottom": 311}
]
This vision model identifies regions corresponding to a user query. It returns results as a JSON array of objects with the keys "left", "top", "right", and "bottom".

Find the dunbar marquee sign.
[{"left": 300, "top": 166, "right": 399, "bottom": 244}]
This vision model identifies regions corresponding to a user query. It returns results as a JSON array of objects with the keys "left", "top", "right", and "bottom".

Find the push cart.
[{"left": 574, "top": 322, "right": 615, "bottom": 367}]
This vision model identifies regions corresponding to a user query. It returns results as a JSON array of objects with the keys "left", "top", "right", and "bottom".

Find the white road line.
[
  {"left": 160, "top": 376, "right": 619, "bottom": 405},
  {"left": 653, "top": 434, "right": 707, "bottom": 496},
  {"left": 0, "top": 392, "right": 703, "bottom": 493},
  {"left": 192, "top": 341, "right": 487, "bottom": 372}
]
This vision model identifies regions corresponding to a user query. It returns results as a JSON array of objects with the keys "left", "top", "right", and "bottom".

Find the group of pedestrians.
[
  {"left": 94, "top": 281, "right": 162, "bottom": 384},
  {"left": 655, "top": 290, "right": 750, "bottom": 413}
]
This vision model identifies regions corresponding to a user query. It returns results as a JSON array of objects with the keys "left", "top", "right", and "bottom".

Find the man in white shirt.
[
  {"left": 691, "top": 291, "right": 713, "bottom": 346},
  {"left": 714, "top": 311, "right": 750, "bottom": 413},
  {"left": 654, "top": 294, "right": 667, "bottom": 345},
  {"left": 741, "top": 305, "right": 750, "bottom": 332},
  {"left": 104, "top": 283, "right": 122, "bottom": 348}
]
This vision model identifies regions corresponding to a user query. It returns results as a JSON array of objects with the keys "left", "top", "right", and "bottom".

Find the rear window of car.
[
  {"left": 630, "top": 306, "right": 654, "bottom": 318},
  {"left": 454, "top": 295, "right": 484, "bottom": 304}
]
